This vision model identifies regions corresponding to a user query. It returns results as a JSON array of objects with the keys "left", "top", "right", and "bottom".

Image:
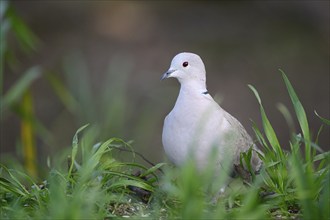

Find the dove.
[{"left": 161, "top": 52, "right": 262, "bottom": 181}]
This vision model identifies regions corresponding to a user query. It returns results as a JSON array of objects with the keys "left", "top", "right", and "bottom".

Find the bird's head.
[{"left": 161, "top": 52, "right": 206, "bottom": 84}]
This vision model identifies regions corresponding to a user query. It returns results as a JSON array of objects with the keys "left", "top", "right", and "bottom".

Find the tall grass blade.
[
  {"left": 20, "top": 90, "right": 37, "bottom": 177},
  {"left": 280, "top": 70, "right": 311, "bottom": 162},
  {"left": 291, "top": 151, "right": 317, "bottom": 219},
  {"left": 1, "top": 66, "right": 41, "bottom": 115},
  {"left": 0, "top": 164, "right": 30, "bottom": 196},
  {"left": 63, "top": 52, "right": 95, "bottom": 122},
  {"left": 248, "top": 85, "right": 283, "bottom": 159},
  {"left": 318, "top": 165, "right": 330, "bottom": 219},
  {"left": 68, "top": 124, "right": 89, "bottom": 179},
  {"left": 277, "top": 102, "right": 296, "bottom": 135},
  {"left": 6, "top": 5, "right": 39, "bottom": 53},
  {"left": 108, "top": 179, "right": 154, "bottom": 192},
  {"left": 251, "top": 121, "right": 270, "bottom": 152},
  {"left": 0, "top": 1, "right": 8, "bottom": 19},
  {"left": 0, "top": 1, "right": 9, "bottom": 93},
  {"left": 314, "top": 111, "right": 330, "bottom": 125},
  {"left": 45, "top": 71, "right": 78, "bottom": 114}
]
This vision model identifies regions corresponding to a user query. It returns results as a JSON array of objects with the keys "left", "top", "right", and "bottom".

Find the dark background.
[{"left": 2, "top": 1, "right": 329, "bottom": 171}]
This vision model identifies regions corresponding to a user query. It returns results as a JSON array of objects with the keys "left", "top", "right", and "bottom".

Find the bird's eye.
[{"left": 182, "top": 61, "right": 188, "bottom": 67}]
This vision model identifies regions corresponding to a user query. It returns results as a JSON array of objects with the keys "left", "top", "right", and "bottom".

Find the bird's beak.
[{"left": 161, "top": 69, "right": 175, "bottom": 81}]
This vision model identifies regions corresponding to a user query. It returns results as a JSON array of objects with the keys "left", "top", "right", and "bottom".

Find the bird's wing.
[{"left": 222, "top": 110, "right": 263, "bottom": 173}]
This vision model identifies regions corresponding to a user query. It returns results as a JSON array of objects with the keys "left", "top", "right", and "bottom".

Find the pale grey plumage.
[{"left": 161, "top": 52, "right": 262, "bottom": 178}]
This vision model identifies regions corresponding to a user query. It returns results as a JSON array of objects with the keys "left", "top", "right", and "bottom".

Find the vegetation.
[
  {"left": 1, "top": 2, "right": 329, "bottom": 219},
  {"left": 1, "top": 70, "right": 329, "bottom": 219}
]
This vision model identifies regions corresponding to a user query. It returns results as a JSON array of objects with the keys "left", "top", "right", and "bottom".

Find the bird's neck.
[{"left": 179, "top": 80, "right": 208, "bottom": 96}]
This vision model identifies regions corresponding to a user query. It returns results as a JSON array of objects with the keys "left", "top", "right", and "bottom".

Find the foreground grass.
[{"left": 1, "top": 72, "right": 329, "bottom": 219}]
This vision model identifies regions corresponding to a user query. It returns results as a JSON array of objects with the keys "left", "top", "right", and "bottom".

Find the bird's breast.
[{"left": 162, "top": 98, "right": 229, "bottom": 167}]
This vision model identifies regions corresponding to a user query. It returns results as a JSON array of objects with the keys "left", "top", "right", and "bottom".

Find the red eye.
[{"left": 182, "top": 61, "right": 188, "bottom": 67}]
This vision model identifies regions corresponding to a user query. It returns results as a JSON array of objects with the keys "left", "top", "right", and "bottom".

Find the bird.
[{"left": 161, "top": 52, "right": 262, "bottom": 182}]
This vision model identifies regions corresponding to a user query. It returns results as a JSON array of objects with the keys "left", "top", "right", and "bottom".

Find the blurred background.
[{"left": 1, "top": 1, "right": 329, "bottom": 177}]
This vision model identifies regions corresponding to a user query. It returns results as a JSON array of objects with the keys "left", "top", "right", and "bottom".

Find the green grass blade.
[
  {"left": 251, "top": 121, "right": 270, "bottom": 152},
  {"left": 140, "top": 163, "right": 166, "bottom": 178},
  {"left": 68, "top": 124, "right": 89, "bottom": 178},
  {"left": 7, "top": 5, "right": 39, "bottom": 53},
  {"left": 313, "top": 152, "right": 330, "bottom": 162},
  {"left": 280, "top": 70, "right": 311, "bottom": 162},
  {"left": 0, "top": 164, "right": 30, "bottom": 196},
  {"left": 1, "top": 66, "right": 41, "bottom": 115},
  {"left": 0, "top": 177, "right": 27, "bottom": 197},
  {"left": 248, "top": 85, "right": 283, "bottom": 159},
  {"left": 86, "top": 138, "right": 116, "bottom": 171},
  {"left": 0, "top": 1, "right": 9, "bottom": 94},
  {"left": 108, "top": 179, "right": 154, "bottom": 192},
  {"left": 314, "top": 111, "right": 330, "bottom": 125},
  {"left": 318, "top": 166, "right": 330, "bottom": 219},
  {"left": 291, "top": 152, "right": 318, "bottom": 219},
  {"left": 276, "top": 103, "right": 296, "bottom": 135},
  {"left": 45, "top": 71, "right": 79, "bottom": 114}
]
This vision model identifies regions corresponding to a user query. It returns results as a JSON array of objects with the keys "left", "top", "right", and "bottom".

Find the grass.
[
  {"left": 1, "top": 2, "right": 329, "bottom": 219},
  {"left": 1, "top": 71, "right": 329, "bottom": 219}
]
